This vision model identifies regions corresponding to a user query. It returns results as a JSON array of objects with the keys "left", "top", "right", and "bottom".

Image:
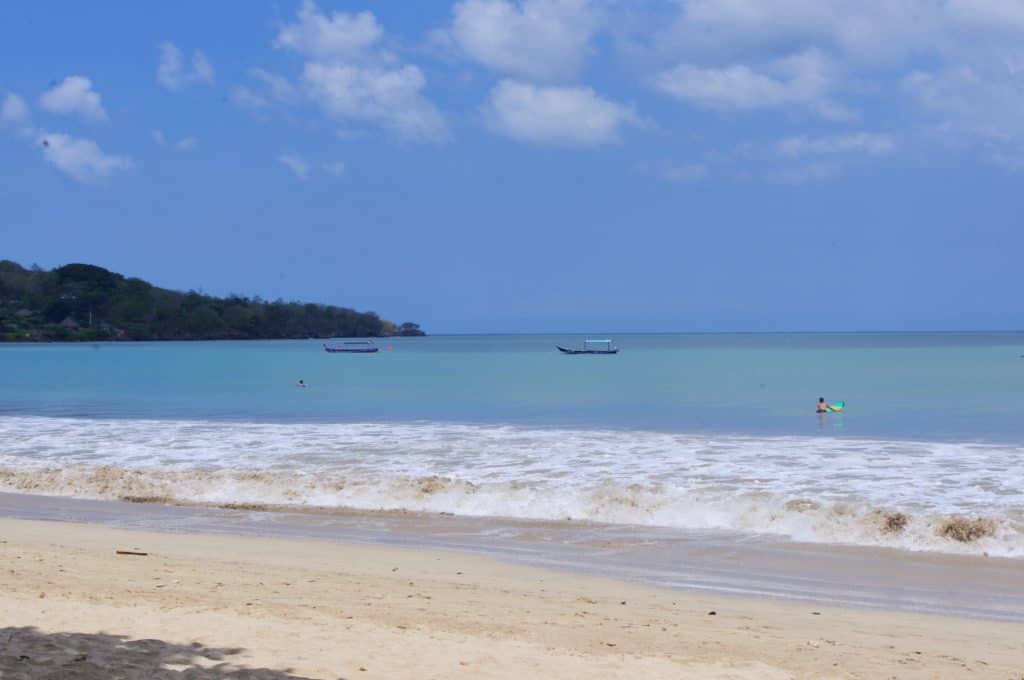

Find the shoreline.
[
  {"left": 2, "top": 516, "right": 1023, "bottom": 678},
  {"left": 3, "top": 491, "right": 1024, "bottom": 624}
]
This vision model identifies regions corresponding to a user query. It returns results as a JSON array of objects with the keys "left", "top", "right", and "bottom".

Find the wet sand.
[
  {"left": 2, "top": 517, "right": 1023, "bottom": 679},
  {"left": 4, "top": 491, "right": 1024, "bottom": 622}
]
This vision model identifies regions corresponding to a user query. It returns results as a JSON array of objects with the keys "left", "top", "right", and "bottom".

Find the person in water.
[
  {"left": 816, "top": 397, "right": 830, "bottom": 413},
  {"left": 297, "top": 379, "right": 307, "bottom": 388}
]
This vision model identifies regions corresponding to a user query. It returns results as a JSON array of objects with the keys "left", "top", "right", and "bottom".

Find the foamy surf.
[{"left": 0, "top": 415, "right": 1021, "bottom": 557}]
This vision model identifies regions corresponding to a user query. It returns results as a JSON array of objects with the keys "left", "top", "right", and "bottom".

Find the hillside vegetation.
[{"left": 0, "top": 260, "right": 424, "bottom": 342}]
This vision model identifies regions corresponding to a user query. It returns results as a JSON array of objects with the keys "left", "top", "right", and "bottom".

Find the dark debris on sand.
[{"left": 0, "top": 627, "right": 318, "bottom": 679}]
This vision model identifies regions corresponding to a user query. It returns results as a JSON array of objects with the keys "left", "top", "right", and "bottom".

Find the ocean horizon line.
[{"left": 3, "top": 328, "right": 1024, "bottom": 345}]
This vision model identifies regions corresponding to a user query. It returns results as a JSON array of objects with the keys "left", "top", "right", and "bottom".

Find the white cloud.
[
  {"left": 176, "top": 137, "right": 198, "bottom": 151},
  {"left": 39, "top": 76, "right": 107, "bottom": 123},
  {"left": 483, "top": 79, "right": 637, "bottom": 146},
  {"left": 230, "top": 85, "right": 269, "bottom": 112},
  {"left": 2, "top": 92, "right": 31, "bottom": 124},
  {"left": 303, "top": 62, "right": 447, "bottom": 142},
  {"left": 157, "top": 42, "right": 215, "bottom": 91},
  {"left": 151, "top": 129, "right": 166, "bottom": 145},
  {"left": 637, "top": 1, "right": 1024, "bottom": 167},
  {"left": 274, "top": 0, "right": 383, "bottom": 61},
  {"left": 652, "top": 50, "right": 851, "bottom": 120},
  {"left": 192, "top": 51, "right": 215, "bottom": 84},
  {"left": 231, "top": 71, "right": 297, "bottom": 116},
  {"left": 777, "top": 132, "right": 894, "bottom": 157},
  {"left": 275, "top": 1, "right": 447, "bottom": 142},
  {"left": 250, "top": 68, "right": 298, "bottom": 103},
  {"left": 323, "top": 161, "right": 345, "bottom": 175},
  {"left": 1, "top": 92, "right": 32, "bottom": 134},
  {"left": 653, "top": 1, "right": 943, "bottom": 67},
  {"left": 653, "top": 63, "right": 790, "bottom": 109},
  {"left": 904, "top": 66, "right": 1024, "bottom": 165},
  {"left": 37, "top": 132, "right": 134, "bottom": 183},
  {"left": 278, "top": 153, "right": 311, "bottom": 179},
  {"left": 446, "top": 0, "right": 598, "bottom": 81}
]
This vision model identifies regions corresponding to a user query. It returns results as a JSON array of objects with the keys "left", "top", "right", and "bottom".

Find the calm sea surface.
[
  {"left": 2, "top": 333, "right": 1023, "bottom": 438},
  {"left": 1, "top": 333, "right": 1022, "bottom": 557}
]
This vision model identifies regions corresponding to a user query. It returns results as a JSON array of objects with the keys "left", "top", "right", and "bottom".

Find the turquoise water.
[
  {"left": 2, "top": 333, "right": 1023, "bottom": 440},
  {"left": 1, "top": 334, "right": 1023, "bottom": 556}
]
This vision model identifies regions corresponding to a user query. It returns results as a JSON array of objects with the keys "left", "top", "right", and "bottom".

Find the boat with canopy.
[
  {"left": 323, "top": 341, "right": 379, "bottom": 354},
  {"left": 556, "top": 339, "right": 619, "bottom": 355}
]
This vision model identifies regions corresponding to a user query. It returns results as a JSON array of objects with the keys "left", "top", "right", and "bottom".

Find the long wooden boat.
[
  {"left": 556, "top": 339, "right": 618, "bottom": 355},
  {"left": 323, "top": 342, "right": 379, "bottom": 354}
]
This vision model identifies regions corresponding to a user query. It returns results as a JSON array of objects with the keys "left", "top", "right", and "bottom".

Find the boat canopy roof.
[{"left": 585, "top": 339, "right": 612, "bottom": 344}]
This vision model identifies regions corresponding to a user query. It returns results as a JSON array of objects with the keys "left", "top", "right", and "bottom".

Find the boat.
[
  {"left": 323, "top": 341, "right": 379, "bottom": 354},
  {"left": 556, "top": 339, "right": 619, "bottom": 355}
]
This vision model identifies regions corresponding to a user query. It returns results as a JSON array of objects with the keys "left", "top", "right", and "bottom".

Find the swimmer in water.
[
  {"left": 816, "top": 397, "right": 831, "bottom": 413},
  {"left": 297, "top": 379, "right": 307, "bottom": 388}
]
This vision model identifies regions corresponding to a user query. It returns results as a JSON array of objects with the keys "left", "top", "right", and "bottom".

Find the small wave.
[{"left": 0, "top": 462, "right": 1021, "bottom": 557}]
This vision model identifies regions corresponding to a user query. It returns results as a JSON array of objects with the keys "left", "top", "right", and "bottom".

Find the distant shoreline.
[
  {"left": 0, "top": 335, "right": 420, "bottom": 345},
  {"left": 1, "top": 260, "right": 424, "bottom": 342}
]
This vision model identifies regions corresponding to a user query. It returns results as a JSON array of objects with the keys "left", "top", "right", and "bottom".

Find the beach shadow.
[{"left": 0, "top": 627, "right": 318, "bottom": 679}]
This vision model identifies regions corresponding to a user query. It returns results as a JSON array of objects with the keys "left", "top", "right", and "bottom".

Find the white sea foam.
[{"left": 0, "top": 416, "right": 1021, "bottom": 557}]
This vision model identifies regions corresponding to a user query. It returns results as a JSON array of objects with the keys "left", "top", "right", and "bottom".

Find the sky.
[{"left": 1, "top": 0, "right": 1022, "bottom": 333}]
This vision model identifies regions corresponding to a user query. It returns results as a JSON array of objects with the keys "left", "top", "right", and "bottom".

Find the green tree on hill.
[{"left": 0, "top": 260, "right": 423, "bottom": 342}]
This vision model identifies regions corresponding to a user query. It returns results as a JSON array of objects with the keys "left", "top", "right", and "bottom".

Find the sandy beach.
[{"left": 1, "top": 517, "right": 1021, "bottom": 679}]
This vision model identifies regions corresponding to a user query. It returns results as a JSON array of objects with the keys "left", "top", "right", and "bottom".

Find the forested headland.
[{"left": 0, "top": 260, "right": 424, "bottom": 342}]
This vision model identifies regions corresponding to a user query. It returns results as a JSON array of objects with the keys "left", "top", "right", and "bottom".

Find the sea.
[{"left": 1, "top": 332, "right": 1022, "bottom": 564}]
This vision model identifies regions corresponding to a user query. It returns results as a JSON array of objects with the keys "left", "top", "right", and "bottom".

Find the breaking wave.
[{"left": 1, "top": 416, "right": 1021, "bottom": 557}]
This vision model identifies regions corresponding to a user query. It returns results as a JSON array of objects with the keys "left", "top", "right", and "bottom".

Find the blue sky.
[{"left": 2, "top": 0, "right": 1022, "bottom": 333}]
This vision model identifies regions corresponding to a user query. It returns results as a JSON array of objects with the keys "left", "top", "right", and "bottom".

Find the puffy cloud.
[
  {"left": 39, "top": 76, "right": 107, "bottom": 123},
  {"left": 653, "top": 64, "right": 791, "bottom": 109},
  {"left": 302, "top": 62, "right": 447, "bottom": 142},
  {"left": 653, "top": 1, "right": 943, "bottom": 67},
  {"left": 652, "top": 50, "right": 851, "bottom": 120},
  {"left": 275, "top": 1, "right": 447, "bottom": 142},
  {"left": 640, "top": 1, "right": 1024, "bottom": 166},
  {"left": 278, "top": 153, "right": 310, "bottom": 179},
  {"left": 4, "top": 91, "right": 130, "bottom": 183},
  {"left": 323, "top": 161, "right": 345, "bottom": 175},
  {"left": 36, "top": 132, "right": 134, "bottom": 182},
  {"left": 274, "top": 0, "right": 382, "bottom": 61},
  {"left": 1, "top": 92, "right": 33, "bottom": 135},
  {"left": 483, "top": 79, "right": 637, "bottom": 146},
  {"left": 157, "top": 42, "right": 215, "bottom": 91},
  {"left": 151, "top": 129, "right": 166, "bottom": 145},
  {"left": 446, "top": 0, "right": 598, "bottom": 81},
  {"left": 777, "top": 132, "right": 894, "bottom": 157}
]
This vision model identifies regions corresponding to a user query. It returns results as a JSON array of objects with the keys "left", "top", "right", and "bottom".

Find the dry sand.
[{"left": 1, "top": 517, "right": 1022, "bottom": 679}]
